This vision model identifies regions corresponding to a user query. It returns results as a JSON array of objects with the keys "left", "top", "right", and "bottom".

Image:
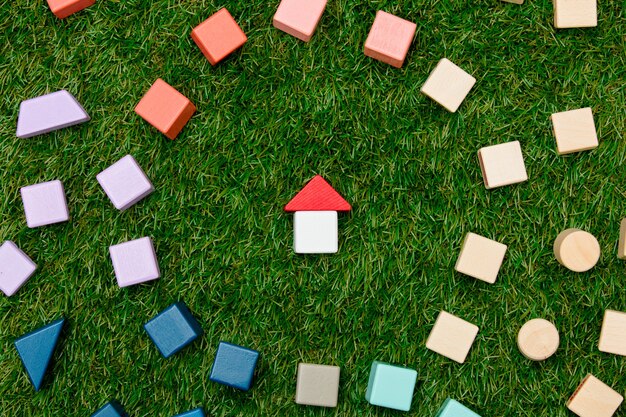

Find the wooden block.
[
  {"left": 436, "top": 398, "right": 481, "bottom": 417},
  {"left": 16, "top": 90, "right": 90, "bottom": 138},
  {"left": 14, "top": 318, "right": 65, "bottom": 391},
  {"left": 91, "top": 401, "right": 129, "bottom": 417},
  {"left": 420, "top": 58, "right": 476, "bottom": 112},
  {"left": 365, "top": 361, "right": 417, "bottom": 411},
  {"left": 599, "top": 310, "right": 626, "bottom": 356},
  {"left": 294, "top": 211, "right": 338, "bottom": 254},
  {"left": 20, "top": 180, "right": 70, "bottom": 228},
  {"left": 502, "top": 0, "right": 524, "bottom": 4},
  {"left": 455, "top": 233, "right": 507, "bottom": 284},
  {"left": 144, "top": 302, "right": 203, "bottom": 358},
  {"left": 551, "top": 108, "right": 598, "bottom": 155},
  {"left": 273, "top": 0, "right": 327, "bottom": 42},
  {"left": 363, "top": 11, "right": 416, "bottom": 68},
  {"left": 618, "top": 219, "right": 626, "bottom": 260},
  {"left": 478, "top": 141, "right": 528, "bottom": 189},
  {"left": 109, "top": 237, "right": 160, "bottom": 287},
  {"left": 567, "top": 375, "right": 623, "bottom": 417},
  {"left": 47, "top": 0, "right": 95, "bottom": 19},
  {"left": 554, "top": 228, "right": 600, "bottom": 272},
  {"left": 426, "top": 311, "right": 479, "bottom": 364},
  {"left": 0, "top": 241, "right": 37, "bottom": 297},
  {"left": 285, "top": 175, "right": 351, "bottom": 212},
  {"left": 97, "top": 155, "right": 154, "bottom": 211},
  {"left": 517, "top": 319, "right": 560, "bottom": 361},
  {"left": 295, "top": 363, "right": 340, "bottom": 407},
  {"left": 135, "top": 79, "right": 196, "bottom": 140},
  {"left": 554, "top": 0, "right": 597, "bottom": 29},
  {"left": 210, "top": 341, "right": 259, "bottom": 391},
  {"left": 191, "top": 8, "right": 247, "bottom": 65}
]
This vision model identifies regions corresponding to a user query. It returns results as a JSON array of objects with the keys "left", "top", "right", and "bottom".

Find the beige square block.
[
  {"left": 567, "top": 374, "right": 623, "bottom": 417},
  {"left": 478, "top": 141, "right": 528, "bottom": 189},
  {"left": 618, "top": 219, "right": 626, "bottom": 260},
  {"left": 551, "top": 108, "right": 598, "bottom": 155},
  {"left": 426, "top": 311, "right": 479, "bottom": 364},
  {"left": 599, "top": 310, "right": 626, "bottom": 356},
  {"left": 554, "top": 0, "right": 597, "bottom": 29},
  {"left": 421, "top": 58, "right": 476, "bottom": 113},
  {"left": 455, "top": 233, "right": 507, "bottom": 284},
  {"left": 295, "top": 363, "right": 340, "bottom": 407},
  {"left": 502, "top": 0, "right": 524, "bottom": 3}
]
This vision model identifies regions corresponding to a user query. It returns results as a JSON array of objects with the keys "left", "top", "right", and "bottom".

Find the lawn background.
[{"left": 1, "top": 0, "right": 626, "bottom": 416}]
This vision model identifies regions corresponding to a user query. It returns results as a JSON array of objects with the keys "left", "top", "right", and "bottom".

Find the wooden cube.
[
  {"left": 135, "top": 79, "right": 196, "bottom": 140},
  {"left": 47, "top": 0, "right": 95, "bottom": 19},
  {"left": 273, "top": 0, "right": 327, "bottom": 42},
  {"left": 455, "top": 233, "right": 507, "bottom": 284},
  {"left": 478, "top": 141, "right": 528, "bottom": 189},
  {"left": 364, "top": 11, "right": 416, "bottom": 68},
  {"left": 502, "top": 0, "right": 524, "bottom": 4},
  {"left": 599, "top": 310, "right": 626, "bottom": 356},
  {"left": 567, "top": 374, "right": 623, "bottom": 417},
  {"left": 618, "top": 219, "right": 626, "bottom": 260},
  {"left": 97, "top": 155, "right": 154, "bottom": 211},
  {"left": 295, "top": 363, "right": 340, "bottom": 407},
  {"left": 365, "top": 361, "right": 417, "bottom": 411},
  {"left": 421, "top": 58, "right": 476, "bottom": 112},
  {"left": 20, "top": 180, "right": 70, "bottom": 228},
  {"left": 554, "top": 0, "right": 597, "bottom": 29},
  {"left": 551, "top": 108, "right": 598, "bottom": 155},
  {"left": 191, "top": 8, "right": 247, "bottom": 65},
  {"left": 426, "top": 311, "right": 479, "bottom": 363},
  {"left": 436, "top": 398, "right": 481, "bottom": 417},
  {"left": 144, "top": 302, "right": 203, "bottom": 358},
  {"left": 0, "top": 241, "right": 37, "bottom": 297},
  {"left": 109, "top": 237, "right": 160, "bottom": 288}
]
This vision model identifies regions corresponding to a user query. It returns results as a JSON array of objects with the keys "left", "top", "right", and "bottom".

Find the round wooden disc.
[
  {"left": 553, "top": 228, "right": 600, "bottom": 272},
  {"left": 517, "top": 319, "right": 560, "bottom": 361}
]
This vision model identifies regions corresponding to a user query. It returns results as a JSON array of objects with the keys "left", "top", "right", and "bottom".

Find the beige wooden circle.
[
  {"left": 553, "top": 228, "right": 600, "bottom": 272},
  {"left": 517, "top": 319, "right": 560, "bottom": 361}
]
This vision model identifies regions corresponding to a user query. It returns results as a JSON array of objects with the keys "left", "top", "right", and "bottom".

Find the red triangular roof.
[{"left": 284, "top": 175, "right": 351, "bottom": 212}]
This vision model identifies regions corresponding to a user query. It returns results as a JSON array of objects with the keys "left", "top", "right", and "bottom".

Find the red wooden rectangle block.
[
  {"left": 135, "top": 79, "right": 196, "bottom": 140},
  {"left": 47, "top": 0, "right": 95, "bottom": 19},
  {"left": 191, "top": 8, "right": 247, "bottom": 66},
  {"left": 364, "top": 11, "right": 416, "bottom": 68}
]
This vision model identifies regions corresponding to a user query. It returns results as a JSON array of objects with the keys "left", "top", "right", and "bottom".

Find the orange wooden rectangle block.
[
  {"left": 135, "top": 79, "right": 196, "bottom": 140},
  {"left": 191, "top": 8, "right": 247, "bottom": 66},
  {"left": 47, "top": 0, "right": 95, "bottom": 19},
  {"left": 364, "top": 11, "right": 416, "bottom": 68}
]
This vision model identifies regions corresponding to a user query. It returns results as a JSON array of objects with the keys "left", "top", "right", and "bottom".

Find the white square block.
[
  {"left": 599, "top": 310, "right": 626, "bottom": 356},
  {"left": 554, "top": 0, "right": 597, "bottom": 29},
  {"left": 109, "top": 237, "right": 160, "bottom": 288},
  {"left": 551, "top": 108, "right": 598, "bottom": 155},
  {"left": 426, "top": 311, "right": 479, "bottom": 363},
  {"left": 455, "top": 233, "right": 507, "bottom": 284},
  {"left": 295, "top": 363, "right": 340, "bottom": 407},
  {"left": 421, "top": 58, "right": 476, "bottom": 113},
  {"left": 478, "top": 141, "right": 528, "bottom": 189},
  {"left": 97, "top": 155, "right": 154, "bottom": 211},
  {"left": 0, "top": 241, "right": 37, "bottom": 296},
  {"left": 20, "top": 180, "right": 70, "bottom": 228},
  {"left": 294, "top": 211, "right": 338, "bottom": 254}
]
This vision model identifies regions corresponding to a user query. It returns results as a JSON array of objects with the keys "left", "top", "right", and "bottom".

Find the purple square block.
[
  {"left": 16, "top": 90, "right": 90, "bottom": 138},
  {"left": 109, "top": 237, "right": 160, "bottom": 288},
  {"left": 97, "top": 155, "right": 154, "bottom": 211},
  {"left": 0, "top": 241, "right": 37, "bottom": 296},
  {"left": 20, "top": 180, "right": 70, "bottom": 228}
]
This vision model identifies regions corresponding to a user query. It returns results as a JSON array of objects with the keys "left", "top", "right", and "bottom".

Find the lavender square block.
[
  {"left": 20, "top": 180, "right": 70, "bottom": 228},
  {"left": 0, "top": 241, "right": 37, "bottom": 296},
  {"left": 109, "top": 237, "right": 160, "bottom": 287},
  {"left": 97, "top": 155, "right": 154, "bottom": 211}
]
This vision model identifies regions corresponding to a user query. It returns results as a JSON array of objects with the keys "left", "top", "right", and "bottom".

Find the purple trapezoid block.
[{"left": 16, "top": 90, "right": 90, "bottom": 138}]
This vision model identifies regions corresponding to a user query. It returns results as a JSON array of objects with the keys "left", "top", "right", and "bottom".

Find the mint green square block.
[
  {"left": 435, "top": 398, "right": 481, "bottom": 417},
  {"left": 365, "top": 361, "right": 417, "bottom": 411}
]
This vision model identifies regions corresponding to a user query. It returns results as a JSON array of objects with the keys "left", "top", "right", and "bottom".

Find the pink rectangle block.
[{"left": 273, "top": 0, "right": 327, "bottom": 42}]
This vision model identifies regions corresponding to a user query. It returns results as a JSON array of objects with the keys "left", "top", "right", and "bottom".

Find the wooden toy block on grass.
[
  {"left": 455, "top": 232, "right": 507, "bottom": 284},
  {"left": 554, "top": 0, "right": 597, "bottom": 29},
  {"left": 478, "top": 141, "right": 528, "bottom": 189},
  {"left": 364, "top": 11, "right": 416, "bottom": 68},
  {"left": 191, "top": 8, "right": 247, "bottom": 65},
  {"left": 421, "top": 58, "right": 476, "bottom": 112},
  {"left": 295, "top": 363, "right": 340, "bottom": 407},
  {"left": 599, "top": 310, "right": 626, "bottom": 356},
  {"left": 567, "top": 374, "right": 623, "bottom": 417},
  {"left": 273, "top": 0, "right": 327, "bottom": 42},
  {"left": 426, "top": 311, "right": 479, "bottom": 364},
  {"left": 551, "top": 108, "right": 598, "bottom": 155}
]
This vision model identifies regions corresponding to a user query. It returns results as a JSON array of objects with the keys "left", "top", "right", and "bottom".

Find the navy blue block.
[
  {"left": 144, "top": 302, "right": 203, "bottom": 358},
  {"left": 91, "top": 401, "right": 128, "bottom": 417},
  {"left": 209, "top": 341, "right": 260, "bottom": 391},
  {"left": 14, "top": 317, "right": 65, "bottom": 391},
  {"left": 173, "top": 407, "right": 205, "bottom": 417}
]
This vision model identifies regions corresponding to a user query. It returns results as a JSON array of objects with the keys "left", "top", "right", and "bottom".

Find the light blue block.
[
  {"left": 91, "top": 401, "right": 128, "bottom": 417},
  {"left": 173, "top": 408, "right": 205, "bottom": 417},
  {"left": 435, "top": 398, "right": 481, "bottom": 417},
  {"left": 365, "top": 361, "right": 417, "bottom": 412}
]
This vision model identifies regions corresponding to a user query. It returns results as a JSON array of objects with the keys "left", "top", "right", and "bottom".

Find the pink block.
[
  {"left": 0, "top": 241, "right": 37, "bottom": 296},
  {"left": 20, "top": 180, "right": 70, "bottom": 228},
  {"left": 364, "top": 11, "right": 417, "bottom": 68},
  {"left": 97, "top": 155, "right": 154, "bottom": 211},
  {"left": 109, "top": 237, "right": 160, "bottom": 288},
  {"left": 273, "top": 0, "right": 327, "bottom": 42}
]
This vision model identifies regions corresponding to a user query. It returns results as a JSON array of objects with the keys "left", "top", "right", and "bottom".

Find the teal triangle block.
[{"left": 14, "top": 318, "right": 65, "bottom": 391}]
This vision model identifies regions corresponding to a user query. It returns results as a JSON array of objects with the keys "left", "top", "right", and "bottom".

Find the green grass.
[{"left": 1, "top": 0, "right": 626, "bottom": 415}]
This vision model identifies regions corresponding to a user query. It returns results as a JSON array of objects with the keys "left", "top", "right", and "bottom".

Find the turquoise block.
[
  {"left": 91, "top": 400, "right": 128, "bottom": 417},
  {"left": 365, "top": 361, "right": 417, "bottom": 412},
  {"left": 435, "top": 398, "right": 481, "bottom": 417},
  {"left": 210, "top": 341, "right": 259, "bottom": 391},
  {"left": 144, "top": 302, "right": 203, "bottom": 358},
  {"left": 173, "top": 408, "right": 205, "bottom": 417}
]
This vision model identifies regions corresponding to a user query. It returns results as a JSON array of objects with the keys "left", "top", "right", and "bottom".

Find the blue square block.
[
  {"left": 209, "top": 341, "right": 259, "bottom": 391},
  {"left": 91, "top": 401, "right": 128, "bottom": 417},
  {"left": 365, "top": 361, "right": 417, "bottom": 412},
  {"left": 435, "top": 398, "right": 481, "bottom": 417},
  {"left": 144, "top": 302, "right": 203, "bottom": 358},
  {"left": 173, "top": 408, "right": 205, "bottom": 417}
]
